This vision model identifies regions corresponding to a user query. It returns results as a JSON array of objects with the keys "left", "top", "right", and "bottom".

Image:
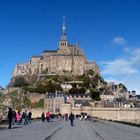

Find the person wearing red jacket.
[{"left": 46, "top": 111, "right": 50, "bottom": 122}]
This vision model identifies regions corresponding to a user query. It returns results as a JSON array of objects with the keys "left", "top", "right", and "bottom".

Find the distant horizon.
[{"left": 0, "top": 0, "right": 140, "bottom": 94}]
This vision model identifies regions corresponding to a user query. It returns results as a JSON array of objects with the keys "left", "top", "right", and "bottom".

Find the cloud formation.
[
  {"left": 112, "top": 37, "right": 127, "bottom": 45},
  {"left": 101, "top": 37, "right": 140, "bottom": 94},
  {"left": 102, "top": 48, "right": 140, "bottom": 76},
  {"left": 131, "top": 48, "right": 140, "bottom": 66}
]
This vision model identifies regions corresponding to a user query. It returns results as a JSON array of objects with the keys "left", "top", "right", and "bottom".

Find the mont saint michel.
[
  {"left": 12, "top": 17, "right": 100, "bottom": 79},
  {"left": 1, "top": 1, "right": 140, "bottom": 140}
]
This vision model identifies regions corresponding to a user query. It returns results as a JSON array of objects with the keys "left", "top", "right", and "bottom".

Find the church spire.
[{"left": 61, "top": 16, "right": 66, "bottom": 40}]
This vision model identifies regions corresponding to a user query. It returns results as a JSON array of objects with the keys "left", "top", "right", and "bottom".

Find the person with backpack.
[{"left": 69, "top": 113, "right": 75, "bottom": 126}]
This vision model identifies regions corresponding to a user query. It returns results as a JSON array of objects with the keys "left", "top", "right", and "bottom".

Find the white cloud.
[
  {"left": 102, "top": 48, "right": 140, "bottom": 76},
  {"left": 102, "top": 59, "right": 138, "bottom": 76},
  {"left": 103, "top": 75, "right": 140, "bottom": 95},
  {"left": 131, "top": 48, "right": 140, "bottom": 66},
  {"left": 112, "top": 37, "right": 127, "bottom": 45},
  {"left": 122, "top": 75, "right": 140, "bottom": 95},
  {"left": 123, "top": 47, "right": 131, "bottom": 52},
  {"left": 101, "top": 47, "right": 140, "bottom": 94}
]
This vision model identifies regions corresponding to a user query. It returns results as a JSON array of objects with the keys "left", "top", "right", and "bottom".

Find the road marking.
[{"left": 44, "top": 122, "right": 67, "bottom": 140}]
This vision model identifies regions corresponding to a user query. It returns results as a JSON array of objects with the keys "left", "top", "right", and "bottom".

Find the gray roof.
[{"left": 47, "top": 93, "right": 64, "bottom": 98}]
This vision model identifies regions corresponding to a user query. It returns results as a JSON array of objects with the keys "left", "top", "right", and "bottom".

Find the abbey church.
[{"left": 13, "top": 17, "right": 100, "bottom": 77}]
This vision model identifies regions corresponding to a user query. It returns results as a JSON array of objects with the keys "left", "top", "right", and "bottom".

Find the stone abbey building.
[{"left": 13, "top": 17, "right": 100, "bottom": 77}]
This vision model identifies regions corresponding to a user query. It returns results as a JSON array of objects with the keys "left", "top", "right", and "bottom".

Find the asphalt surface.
[{"left": 0, "top": 119, "right": 140, "bottom": 140}]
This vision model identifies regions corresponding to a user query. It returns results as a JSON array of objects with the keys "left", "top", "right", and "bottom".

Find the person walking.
[
  {"left": 12, "top": 110, "right": 16, "bottom": 125},
  {"left": 65, "top": 113, "right": 68, "bottom": 121},
  {"left": 7, "top": 107, "right": 13, "bottom": 129},
  {"left": 69, "top": 113, "right": 75, "bottom": 126},
  {"left": 22, "top": 112, "right": 27, "bottom": 125},
  {"left": 46, "top": 111, "right": 50, "bottom": 122},
  {"left": 28, "top": 111, "right": 32, "bottom": 124},
  {"left": 41, "top": 112, "right": 45, "bottom": 122},
  {"left": 16, "top": 110, "right": 21, "bottom": 125}
]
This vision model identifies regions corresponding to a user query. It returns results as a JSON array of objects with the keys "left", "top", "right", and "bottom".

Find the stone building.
[
  {"left": 12, "top": 17, "right": 100, "bottom": 78},
  {"left": 44, "top": 92, "right": 92, "bottom": 114},
  {"left": 44, "top": 92, "right": 65, "bottom": 113}
]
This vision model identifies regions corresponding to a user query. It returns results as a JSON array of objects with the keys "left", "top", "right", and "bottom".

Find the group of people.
[
  {"left": 7, "top": 107, "right": 91, "bottom": 129},
  {"left": 7, "top": 107, "right": 32, "bottom": 129},
  {"left": 41, "top": 111, "right": 75, "bottom": 126}
]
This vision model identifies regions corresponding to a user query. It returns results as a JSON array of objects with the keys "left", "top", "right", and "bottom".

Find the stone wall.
[
  {"left": 60, "top": 103, "right": 72, "bottom": 114},
  {"left": 24, "top": 108, "right": 44, "bottom": 118},
  {"left": 27, "top": 93, "right": 45, "bottom": 103},
  {"left": 92, "top": 108, "right": 140, "bottom": 123},
  {"left": 24, "top": 105, "right": 140, "bottom": 125},
  {"left": 60, "top": 103, "right": 140, "bottom": 124}
]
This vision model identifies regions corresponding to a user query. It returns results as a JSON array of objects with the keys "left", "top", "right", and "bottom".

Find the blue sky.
[{"left": 0, "top": 0, "right": 140, "bottom": 94}]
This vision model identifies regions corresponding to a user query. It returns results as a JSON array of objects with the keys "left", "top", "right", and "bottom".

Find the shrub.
[
  {"left": 13, "top": 76, "right": 29, "bottom": 87},
  {"left": 90, "top": 89, "right": 100, "bottom": 101}
]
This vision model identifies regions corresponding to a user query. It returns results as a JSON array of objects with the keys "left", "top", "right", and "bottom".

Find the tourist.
[
  {"left": 25, "top": 110, "right": 28, "bottom": 124},
  {"left": 22, "top": 111, "right": 28, "bottom": 125},
  {"left": 41, "top": 112, "right": 45, "bottom": 122},
  {"left": 16, "top": 110, "right": 21, "bottom": 125},
  {"left": 76, "top": 114, "right": 79, "bottom": 120},
  {"left": 46, "top": 111, "right": 50, "bottom": 122},
  {"left": 7, "top": 107, "right": 13, "bottom": 129},
  {"left": 58, "top": 112, "right": 62, "bottom": 121},
  {"left": 28, "top": 111, "right": 32, "bottom": 124},
  {"left": 84, "top": 114, "right": 87, "bottom": 120},
  {"left": 65, "top": 113, "right": 68, "bottom": 121},
  {"left": 12, "top": 110, "right": 16, "bottom": 125},
  {"left": 69, "top": 113, "right": 75, "bottom": 126},
  {"left": 87, "top": 115, "right": 91, "bottom": 121}
]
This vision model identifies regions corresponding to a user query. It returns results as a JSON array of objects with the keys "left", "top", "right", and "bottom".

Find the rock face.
[
  {"left": 0, "top": 94, "right": 12, "bottom": 119},
  {"left": 12, "top": 18, "right": 100, "bottom": 80}
]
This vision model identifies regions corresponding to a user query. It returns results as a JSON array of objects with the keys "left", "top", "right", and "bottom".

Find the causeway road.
[{"left": 0, "top": 119, "right": 140, "bottom": 140}]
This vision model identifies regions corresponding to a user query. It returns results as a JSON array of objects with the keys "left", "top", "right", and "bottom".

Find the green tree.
[
  {"left": 31, "top": 99, "right": 44, "bottom": 108},
  {"left": 90, "top": 89, "right": 100, "bottom": 101},
  {"left": 36, "top": 80, "right": 63, "bottom": 93},
  {"left": 69, "top": 87, "right": 79, "bottom": 94},
  {"left": 23, "top": 96, "right": 31, "bottom": 108},
  {"left": 69, "top": 87, "right": 86, "bottom": 94},
  {"left": 78, "top": 87, "right": 86, "bottom": 93},
  {"left": 13, "top": 76, "right": 29, "bottom": 87},
  {"left": 36, "top": 83, "right": 47, "bottom": 93},
  {"left": 23, "top": 86, "right": 36, "bottom": 93},
  {"left": 9, "top": 91, "right": 23, "bottom": 110},
  {"left": 90, "top": 74, "right": 99, "bottom": 88},
  {"left": 78, "top": 75, "right": 90, "bottom": 88}
]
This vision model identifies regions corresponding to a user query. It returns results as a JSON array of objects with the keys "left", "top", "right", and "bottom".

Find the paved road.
[{"left": 0, "top": 119, "right": 140, "bottom": 140}]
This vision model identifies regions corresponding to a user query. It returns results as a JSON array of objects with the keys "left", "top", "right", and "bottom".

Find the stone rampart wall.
[
  {"left": 91, "top": 108, "right": 140, "bottom": 122},
  {"left": 60, "top": 104, "right": 140, "bottom": 124},
  {"left": 25, "top": 106, "right": 140, "bottom": 125},
  {"left": 24, "top": 108, "right": 44, "bottom": 118}
]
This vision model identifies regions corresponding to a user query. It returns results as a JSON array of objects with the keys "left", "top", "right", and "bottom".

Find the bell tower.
[{"left": 59, "top": 16, "right": 68, "bottom": 52}]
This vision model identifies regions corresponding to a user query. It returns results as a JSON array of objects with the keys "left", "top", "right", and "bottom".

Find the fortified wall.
[
  {"left": 60, "top": 103, "right": 140, "bottom": 124},
  {"left": 28, "top": 105, "right": 140, "bottom": 124}
]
